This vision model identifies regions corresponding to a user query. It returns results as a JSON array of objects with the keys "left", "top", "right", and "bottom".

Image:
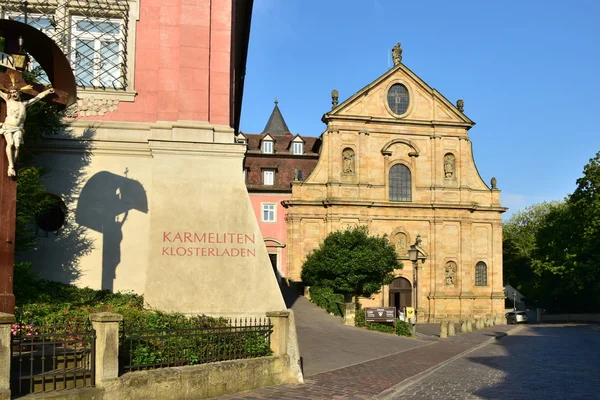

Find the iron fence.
[
  {"left": 120, "top": 316, "right": 273, "bottom": 373},
  {"left": 11, "top": 320, "right": 96, "bottom": 397}
]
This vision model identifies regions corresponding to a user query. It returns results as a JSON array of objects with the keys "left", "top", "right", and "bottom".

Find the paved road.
[
  {"left": 282, "top": 285, "right": 427, "bottom": 376},
  {"left": 388, "top": 324, "right": 600, "bottom": 399},
  {"left": 218, "top": 324, "right": 518, "bottom": 399}
]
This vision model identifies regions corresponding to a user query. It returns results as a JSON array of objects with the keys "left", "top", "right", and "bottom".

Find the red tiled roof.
[{"left": 243, "top": 133, "right": 321, "bottom": 191}]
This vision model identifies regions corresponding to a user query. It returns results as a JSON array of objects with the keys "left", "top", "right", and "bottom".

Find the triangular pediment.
[{"left": 323, "top": 63, "right": 474, "bottom": 128}]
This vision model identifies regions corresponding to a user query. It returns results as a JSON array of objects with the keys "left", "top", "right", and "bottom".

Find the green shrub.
[
  {"left": 308, "top": 286, "right": 344, "bottom": 317},
  {"left": 355, "top": 302, "right": 413, "bottom": 337},
  {"left": 13, "top": 273, "right": 271, "bottom": 368},
  {"left": 395, "top": 320, "right": 413, "bottom": 337}
]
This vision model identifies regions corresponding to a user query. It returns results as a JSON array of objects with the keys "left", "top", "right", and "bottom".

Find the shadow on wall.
[
  {"left": 20, "top": 127, "right": 97, "bottom": 284},
  {"left": 75, "top": 171, "right": 148, "bottom": 291}
]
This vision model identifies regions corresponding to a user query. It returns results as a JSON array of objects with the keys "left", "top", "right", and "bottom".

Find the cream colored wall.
[
  {"left": 22, "top": 120, "right": 285, "bottom": 316},
  {"left": 285, "top": 65, "right": 505, "bottom": 321}
]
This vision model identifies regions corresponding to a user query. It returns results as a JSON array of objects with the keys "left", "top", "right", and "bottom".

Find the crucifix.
[{"left": 0, "top": 34, "right": 70, "bottom": 313}]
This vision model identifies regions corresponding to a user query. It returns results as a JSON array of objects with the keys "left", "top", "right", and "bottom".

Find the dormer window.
[
  {"left": 262, "top": 140, "right": 274, "bottom": 154},
  {"left": 293, "top": 142, "right": 303, "bottom": 155}
]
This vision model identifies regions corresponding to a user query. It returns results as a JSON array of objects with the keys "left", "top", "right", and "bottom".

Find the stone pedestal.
[
  {"left": 144, "top": 124, "right": 285, "bottom": 316},
  {"left": 90, "top": 312, "right": 123, "bottom": 386},
  {"left": 0, "top": 313, "right": 14, "bottom": 399}
]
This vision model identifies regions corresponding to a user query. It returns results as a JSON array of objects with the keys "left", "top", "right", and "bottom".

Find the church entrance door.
[{"left": 389, "top": 277, "right": 412, "bottom": 311}]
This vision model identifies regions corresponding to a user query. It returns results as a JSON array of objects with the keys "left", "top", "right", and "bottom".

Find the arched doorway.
[{"left": 389, "top": 277, "right": 412, "bottom": 311}]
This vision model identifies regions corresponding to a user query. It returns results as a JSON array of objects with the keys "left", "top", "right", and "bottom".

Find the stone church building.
[{"left": 283, "top": 45, "right": 506, "bottom": 322}]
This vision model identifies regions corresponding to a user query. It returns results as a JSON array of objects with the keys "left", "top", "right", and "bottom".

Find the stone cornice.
[
  {"left": 282, "top": 199, "right": 507, "bottom": 213},
  {"left": 324, "top": 114, "right": 474, "bottom": 130}
]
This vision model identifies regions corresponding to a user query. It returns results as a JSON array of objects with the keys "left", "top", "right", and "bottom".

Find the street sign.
[
  {"left": 365, "top": 307, "right": 396, "bottom": 323},
  {"left": 405, "top": 307, "right": 415, "bottom": 320}
]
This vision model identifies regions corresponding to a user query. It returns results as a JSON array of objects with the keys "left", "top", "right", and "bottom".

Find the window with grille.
[
  {"left": 263, "top": 170, "right": 274, "bottom": 185},
  {"left": 387, "top": 83, "right": 409, "bottom": 115},
  {"left": 475, "top": 262, "right": 488, "bottom": 286},
  {"left": 389, "top": 164, "right": 411, "bottom": 202},
  {"left": 293, "top": 142, "right": 303, "bottom": 155},
  {"left": 2, "top": 0, "right": 130, "bottom": 90},
  {"left": 262, "top": 203, "right": 276, "bottom": 222},
  {"left": 262, "top": 140, "right": 273, "bottom": 154},
  {"left": 72, "top": 16, "right": 124, "bottom": 89}
]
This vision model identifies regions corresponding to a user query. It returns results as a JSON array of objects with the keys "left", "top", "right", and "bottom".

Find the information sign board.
[{"left": 365, "top": 307, "right": 396, "bottom": 323}]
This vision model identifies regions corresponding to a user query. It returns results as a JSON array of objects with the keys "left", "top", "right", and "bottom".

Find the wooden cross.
[{"left": 0, "top": 64, "right": 69, "bottom": 313}]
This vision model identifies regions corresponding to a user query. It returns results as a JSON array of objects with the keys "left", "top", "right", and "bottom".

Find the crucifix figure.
[{"left": 0, "top": 74, "right": 55, "bottom": 176}]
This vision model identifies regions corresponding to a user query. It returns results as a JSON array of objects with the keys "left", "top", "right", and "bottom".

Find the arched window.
[
  {"left": 389, "top": 164, "right": 411, "bottom": 202},
  {"left": 475, "top": 262, "right": 487, "bottom": 286}
]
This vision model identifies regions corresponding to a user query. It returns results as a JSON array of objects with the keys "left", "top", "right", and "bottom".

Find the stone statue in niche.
[
  {"left": 342, "top": 148, "right": 355, "bottom": 174},
  {"left": 445, "top": 261, "right": 457, "bottom": 286},
  {"left": 392, "top": 42, "right": 403, "bottom": 65},
  {"left": 444, "top": 154, "right": 455, "bottom": 179},
  {"left": 1, "top": 75, "right": 55, "bottom": 176},
  {"left": 395, "top": 233, "right": 408, "bottom": 257}
]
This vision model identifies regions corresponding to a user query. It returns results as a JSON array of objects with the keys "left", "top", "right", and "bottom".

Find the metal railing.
[
  {"left": 10, "top": 320, "right": 96, "bottom": 397},
  {"left": 120, "top": 317, "right": 273, "bottom": 373}
]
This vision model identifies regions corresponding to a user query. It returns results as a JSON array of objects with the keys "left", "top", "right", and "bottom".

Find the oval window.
[
  {"left": 387, "top": 83, "right": 409, "bottom": 115},
  {"left": 36, "top": 193, "right": 67, "bottom": 232}
]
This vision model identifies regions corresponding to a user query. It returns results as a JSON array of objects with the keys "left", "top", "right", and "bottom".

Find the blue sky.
[{"left": 240, "top": 0, "right": 600, "bottom": 218}]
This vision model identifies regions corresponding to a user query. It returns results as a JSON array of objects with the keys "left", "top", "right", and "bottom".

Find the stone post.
[
  {"left": 466, "top": 319, "right": 473, "bottom": 332},
  {"left": 266, "top": 311, "right": 290, "bottom": 357},
  {"left": 448, "top": 321, "right": 456, "bottom": 336},
  {"left": 439, "top": 321, "right": 448, "bottom": 338},
  {"left": 343, "top": 301, "right": 355, "bottom": 326},
  {"left": 460, "top": 320, "right": 467, "bottom": 333},
  {"left": 304, "top": 286, "right": 311, "bottom": 300},
  {"left": 0, "top": 313, "right": 14, "bottom": 400},
  {"left": 90, "top": 312, "right": 123, "bottom": 386}
]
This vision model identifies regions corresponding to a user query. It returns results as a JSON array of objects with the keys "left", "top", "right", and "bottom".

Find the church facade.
[{"left": 283, "top": 46, "right": 506, "bottom": 322}]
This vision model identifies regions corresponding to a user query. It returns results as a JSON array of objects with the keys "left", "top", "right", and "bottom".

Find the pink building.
[
  {"left": 8, "top": 0, "right": 258, "bottom": 293},
  {"left": 239, "top": 102, "right": 321, "bottom": 281}
]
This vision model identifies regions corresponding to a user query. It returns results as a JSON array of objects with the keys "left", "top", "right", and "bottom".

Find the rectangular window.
[
  {"left": 262, "top": 203, "right": 276, "bottom": 222},
  {"left": 262, "top": 141, "right": 273, "bottom": 154},
  {"left": 293, "top": 142, "right": 303, "bottom": 155},
  {"left": 72, "top": 16, "right": 124, "bottom": 89},
  {"left": 263, "top": 170, "right": 274, "bottom": 185},
  {"left": 2, "top": 1, "right": 130, "bottom": 90}
]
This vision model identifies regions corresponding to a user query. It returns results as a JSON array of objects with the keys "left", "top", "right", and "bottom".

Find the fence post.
[
  {"left": 90, "top": 312, "right": 123, "bottom": 386},
  {"left": 0, "top": 313, "right": 14, "bottom": 399},
  {"left": 266, "top": 311, "right": 289, "bottom": 357}
]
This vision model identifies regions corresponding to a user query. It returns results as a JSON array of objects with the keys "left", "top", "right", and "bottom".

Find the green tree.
[
  {"left": 301, "top": 226, "right": 400, "bottom": 301},
  {"left": 534, "top": 152, "right": 600, "bottom": 311},
  {"left": 504, "top": 152, "right": 600, "bottom": 312},
  {"left": 502, "top": 201, "right": 567, "bottom": 308}
]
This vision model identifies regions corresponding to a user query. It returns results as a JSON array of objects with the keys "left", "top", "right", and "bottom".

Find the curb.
[{"left": 375, "top": 325, "right": 525, "bottom": 399}]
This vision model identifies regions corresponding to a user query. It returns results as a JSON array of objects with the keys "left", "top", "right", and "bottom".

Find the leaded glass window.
[
  {"left": 475, "top": 262, "right": 488, "bottom": 286},
  {"left": 1, "top": 0, "right": 130, "bottom": 90},
  {"left": 387, "top": 83, "right": 409, "bottom": 115},
  {"left": 389, "top": 164, "right": 411, "bottom": 202}
]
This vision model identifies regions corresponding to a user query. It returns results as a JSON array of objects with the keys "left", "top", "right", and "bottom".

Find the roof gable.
[{"left": 323, "top": 63, "right": 474, "bottom": 128}]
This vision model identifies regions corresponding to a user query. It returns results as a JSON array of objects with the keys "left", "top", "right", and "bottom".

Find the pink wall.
[
  {"left": 249, "top": 194, "right": 290, "bottom": 277},
  {"left": 82, "top": 0, "right": 232, "bottom": 125}
]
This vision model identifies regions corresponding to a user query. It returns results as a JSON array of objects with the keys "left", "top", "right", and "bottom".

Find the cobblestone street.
[{"left": 388, "top": 324, "right": 600, "bottom": 399}]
